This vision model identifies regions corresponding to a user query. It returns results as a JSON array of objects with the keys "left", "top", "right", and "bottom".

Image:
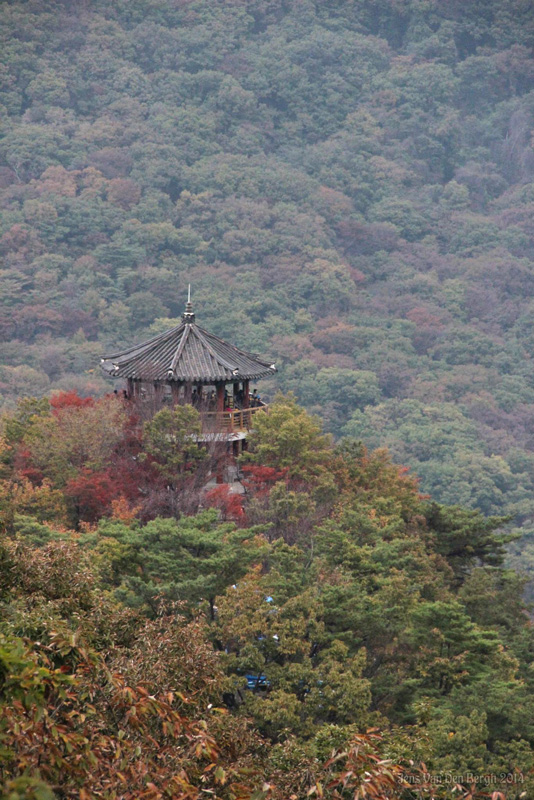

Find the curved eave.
[
  {"left": 100, "top": 363, "right": 276, "bottom": 383},
  {"left": 101, "top": 322, "right": 276, "bottom": 384},
  {"left": 100, "top": 320, "right": 276, "bottom": 383}
]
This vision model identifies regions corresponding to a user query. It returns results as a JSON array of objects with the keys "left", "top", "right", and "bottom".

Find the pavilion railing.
[{"left": 200, "top": 403, "right": 268, "bottom": 433}]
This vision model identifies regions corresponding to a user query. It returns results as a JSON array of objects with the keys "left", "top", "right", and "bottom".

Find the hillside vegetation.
[
  {"left": 3, "top": 1, "right": 534, "bottom": 551},
  {"left": 0, "top": 392, "right": 533, "bottom": 798},
  {"left": 2, "top": 1, "right": 534, "bottom": 511}
]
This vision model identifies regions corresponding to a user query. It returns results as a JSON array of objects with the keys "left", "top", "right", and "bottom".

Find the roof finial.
[{"left": 182, "top": 284, "right": 195, "bottom": 323}]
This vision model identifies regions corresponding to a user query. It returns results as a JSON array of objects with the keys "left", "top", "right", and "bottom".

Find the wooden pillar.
[
  {"left": 127, "top": 378, "right": 134, "bottom": 398},
  {"left": 153, "top": 382, "right": 163, "bottom": 406},
  {"left": 243, "top": 380, "right": 250, "bottom": 409},
  {"left": 184, "top": 382, "right": 192, "bottom": 404},
  {"left": 171, "top": 382, "right": 181, "bottom": 405},
  {"left": 216, "top": 383, "right": 225, "bottom": 412}
]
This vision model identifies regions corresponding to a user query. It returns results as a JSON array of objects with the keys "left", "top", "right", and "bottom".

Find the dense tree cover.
[
  {"left": 0, "top": 393, "right": 532, "bottom": 798},
  {"left": 2, "top": 0, "right": 534, "bottom": 563},
  {"left": 0, "top": 391, "right": 235, "bottom": 526}
]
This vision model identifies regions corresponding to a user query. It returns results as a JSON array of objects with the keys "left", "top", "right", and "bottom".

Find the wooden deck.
[{"left": 200, "top": 404, "right": 268, "bottom": 433}]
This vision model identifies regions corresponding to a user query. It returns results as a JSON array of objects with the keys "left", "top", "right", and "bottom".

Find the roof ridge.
[
  {"left": 193, "top": 326, "right": 239, "bottom": 372},
  {"left": 199, "top": 326, "right": 272, "bottom": 367},
  {"left": 168, "top": 323, "right": 191, "bottom": 377},
  {"left": 102, "top": 322, "right": 185, "bottom": 361},
  {"left": 107, "top": 329, "right": 182, "bottom": 370}
]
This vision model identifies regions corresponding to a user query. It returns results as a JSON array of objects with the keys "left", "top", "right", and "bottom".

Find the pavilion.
[{"left": 100, "top": 295, "right": 276, "bottom": 448}]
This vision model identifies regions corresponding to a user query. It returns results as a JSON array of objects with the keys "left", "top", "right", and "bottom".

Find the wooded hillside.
[
  {"left": 3, "top": 0, "right": 534, "bottom": 556},
  {"left": 4, "top": 2, "right": 534, "bottom": 796},
  {"left": 0, "top": 393, "right": 532, "bottom": 798}
]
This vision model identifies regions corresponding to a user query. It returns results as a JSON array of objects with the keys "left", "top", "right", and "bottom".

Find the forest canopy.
[
  {"left": 3, "top": 0, "right": 534, "bottom": 563},
  {"left": 3, "top": 1, "right": 534, "bottom": 795},
  {"left": 0, "top": 391, "right": 532, "bottom": 799}
]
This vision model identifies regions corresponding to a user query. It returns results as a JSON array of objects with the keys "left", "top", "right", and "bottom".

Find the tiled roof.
[{"left": 100, "top": 318, "right": 276, "bottom": 383}]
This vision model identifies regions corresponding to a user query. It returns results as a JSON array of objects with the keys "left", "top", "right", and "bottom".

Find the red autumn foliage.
[
  {"left": 64, "top": 468, "right": 118, "bottom": 522},
  {"left": 241, "top": 465, "right": 289, "bottom": 498},
  {"left": 109, "top": 415, "right": 166, "bottom": 504},
  {"left": 406, "top": 306, "right": 447, "bottom": 329},
  {"left": 204, "top": 484, "right": 245, "bottom": 521},
  {"left": 12, "top": 445, "right": 44, "bottom": 485},
  {"left": 50, "top": 390, "right": 95, "bottom": 413}
]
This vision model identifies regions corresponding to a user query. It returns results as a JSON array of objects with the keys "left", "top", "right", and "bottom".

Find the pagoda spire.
[{"left": 182, "top": 284, "right": 195, "bottom": 323}]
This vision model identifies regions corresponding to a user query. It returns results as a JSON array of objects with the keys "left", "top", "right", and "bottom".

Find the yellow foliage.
[
  {"left": 0, "top": 477, "right": 69, "bottom": 526},
  {"left": 111, "top": 495, "right": 141, "bottom": 524}
]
